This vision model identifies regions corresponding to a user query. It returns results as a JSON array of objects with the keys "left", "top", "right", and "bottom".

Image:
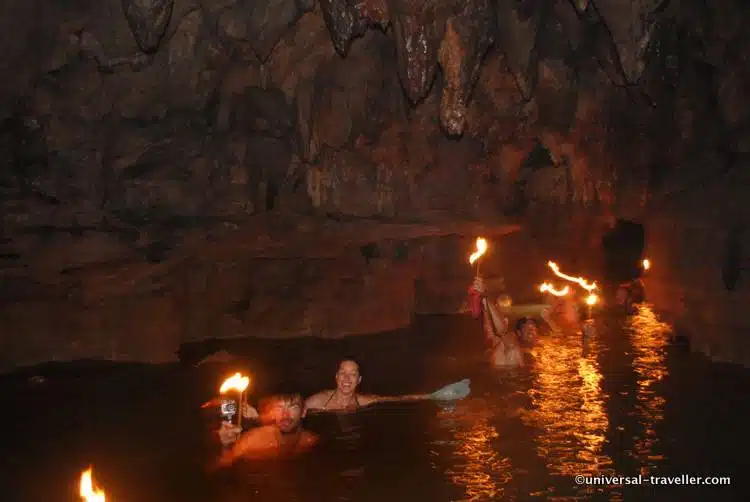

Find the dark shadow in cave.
[
  {"left": 601, "top": 219, "right": 645, "bottom": 285},
  {"left": 722, "top": 224, "right": 743, "bottom": 292},
  {"left": 265, "top": 179, "right": 278, "bottom": 211},
  {"left": 505, "top": 140, "right": 555, "bottom": 216},
  {"left": 360, "top": 242, "right": 380, "bottom": 264}
]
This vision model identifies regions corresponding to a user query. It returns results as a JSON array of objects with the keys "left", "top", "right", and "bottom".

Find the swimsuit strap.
[{"left": 323, "top": 390, "right": 336, "bottom": 409}]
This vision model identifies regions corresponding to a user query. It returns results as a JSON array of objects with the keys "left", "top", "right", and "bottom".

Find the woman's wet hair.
[{"left": 338, "top": 358, "right": 360, "bottom": 371}]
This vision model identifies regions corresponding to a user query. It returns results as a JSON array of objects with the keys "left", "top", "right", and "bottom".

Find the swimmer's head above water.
[
  {"left": 215, "top": 392, "right": 318, "bottom": 467},
  {"left": 259, "top": 393, "right": 306, "bottom": 434},
  {"left": 304, "top": 359, "right": 432, "bottom": 412},
  {"left": 515, "top": 318, "right": 539, "bottom": 345},
  {"left": 335, "top": 359, "right": 362, "bottom": 397}
]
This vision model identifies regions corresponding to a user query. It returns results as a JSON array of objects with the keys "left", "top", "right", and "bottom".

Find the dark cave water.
[{"left": 1, "top": 306, "right": 747, "bottom": 502}]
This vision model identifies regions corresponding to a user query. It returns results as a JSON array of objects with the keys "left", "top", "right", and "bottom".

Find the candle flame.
[
  {"left": 642, "top": 258, "right": 650, "bottom": 271},
  {"left": 220, "top": 372, "right": 250, "bottom": 394},
  {"left": 539, "top": 282, "right": 570, "bottom": 297},
  {"left": 469, "top": 237, "right": 488, "bottom": 265},
  {"left": 547, "top": 261, "right": 598, "bottom": 292},
  {"left": 585, "top": 293, "right": 599, "bottom": 306},
  {"left": 80, "top": 468, "right": 105, "bottom": 502}
]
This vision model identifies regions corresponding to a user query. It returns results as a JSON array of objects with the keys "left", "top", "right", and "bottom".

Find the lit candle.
[
  {"left": 220, "top": 372, "right": 251, "bottom": 428},
  {"left": 79, "top": 467, "right": 105, "bottom": 502},
  {"left": 539, "top": 282, "right": 570, "bottom": 297},
  {"left": 469, "top": 237, "right": 488, "bottom": 276}
]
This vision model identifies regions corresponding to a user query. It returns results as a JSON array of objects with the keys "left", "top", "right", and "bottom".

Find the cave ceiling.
[{"left": 0, "top": 0, "right": 748, "bottom": 275}]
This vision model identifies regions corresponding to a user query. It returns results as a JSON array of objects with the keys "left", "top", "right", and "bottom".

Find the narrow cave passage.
[{"left": 601, "top": 218, "right": 645, "bottom": 285}]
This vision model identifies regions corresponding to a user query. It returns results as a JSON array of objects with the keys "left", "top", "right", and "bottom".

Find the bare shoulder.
[
  {"left": 305, "top": 390, "right": 334, "bottom": 409},
  {"left": 234, "top": 425, "right": 272, "bottom": 449},
  {"left": 219, "top": 426, "right": 274, "bottom": 465}
]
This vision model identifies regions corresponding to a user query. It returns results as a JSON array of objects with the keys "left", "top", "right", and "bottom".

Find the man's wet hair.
[{"left": 259, "top": 393, "right": 303, "bottom": 414}]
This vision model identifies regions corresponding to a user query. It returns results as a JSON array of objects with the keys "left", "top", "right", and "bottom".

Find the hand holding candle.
[{"left": 220, "top": 372, "right": 251, "bottom": 428}]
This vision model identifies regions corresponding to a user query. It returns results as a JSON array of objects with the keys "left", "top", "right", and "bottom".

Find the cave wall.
[
  {"left": 644, "top": 168, "right": 750, "bottom": 366},
  {"left": 636, "top": 0, "right": 750, "bottom": 366},
  {"left": 1, "top": 0, "right": 748, "bottom": 370},
  {"left": 0, "top": 211, "right": 520, "bottom": 371}
]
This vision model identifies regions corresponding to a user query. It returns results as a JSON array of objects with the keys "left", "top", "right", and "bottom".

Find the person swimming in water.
[
  {"left": 615, "top": 278, "right": 645, "bottom": 313},
  {"left": 470, "top": 276, "right": 525, "bottom": 367},
  {"left": 216, "top": 393, "right": 318, "bottom": 466},
  {"left": 515, "top": 317, "right": 540, "bottom": 347},
  {"left": 305, "top": 360, "right": 431, "bottom": 412}
]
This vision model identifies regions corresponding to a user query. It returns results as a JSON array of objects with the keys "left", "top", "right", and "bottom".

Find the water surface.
[{"left": 2, "top": 305, "right": 746, "bottom": 501}]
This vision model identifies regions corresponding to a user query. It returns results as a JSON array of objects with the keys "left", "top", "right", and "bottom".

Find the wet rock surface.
[{"left": 0, "top": 0, "right": 749, "bottom": 370}]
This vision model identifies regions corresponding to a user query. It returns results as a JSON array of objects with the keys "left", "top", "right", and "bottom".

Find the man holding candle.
[
  {"left": 203, "top": 396, "right": 260, "bottom": 446},
  {"left": 216, "top": 403, "right": 259, "bottom": 446},
  {"left": 470, "top": 276, "right": 528, "bottom": 367},
  {"left": 216, "top": 393, "right": 318, "bottom": 466}
]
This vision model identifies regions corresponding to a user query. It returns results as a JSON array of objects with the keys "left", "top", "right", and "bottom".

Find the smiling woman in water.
[{"left": 304, "top": 360, "right": 433, "bottom": 412}]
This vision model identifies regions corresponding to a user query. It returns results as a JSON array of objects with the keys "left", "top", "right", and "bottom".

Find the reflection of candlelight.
[
  {"left": 469, "top": 238, "right": 488, "bottom": 275},
  {"left": 642, "top": 258, "right": 651, "bottom": 271},
  {"left": 220, "top": 372, "right": 251, "bottom": 427},
  {"left": 539, "top": 282, "right": 570, "bottom": 297},
  {"left": 79, "top": 467, "right": 105, "bottom": 502},
  {"left": 447, "top": 418, "right": 510, "bottom": 500},
  {"left": 525, "top": 334, "right": 612, "bottom": 480},
  {"left": 547, "top": 261, "right": 597, "bottom": 291},
  {"left": 626, "top": 305, "right": 670, "bottom": 471}
]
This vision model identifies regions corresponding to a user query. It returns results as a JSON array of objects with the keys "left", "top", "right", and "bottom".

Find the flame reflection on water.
[
  {"left": 444, "top": 415, "right": 511, "bottom": 501},
  {"left": 626, "top": 304, "right": 671, "bottom": 470},
  {"left": 525, "top": 331, "right": 614, "bottom": 488}
]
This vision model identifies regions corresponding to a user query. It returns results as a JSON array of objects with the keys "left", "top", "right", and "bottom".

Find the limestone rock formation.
[{"left": 0, "top": 0, "right": 749, "bottom": 370}]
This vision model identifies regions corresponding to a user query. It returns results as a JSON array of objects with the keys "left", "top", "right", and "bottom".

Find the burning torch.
[
  {"left": 538, "top": 282, "right": 570, "bottom": 297},
  {"left": 220, "top": 372, "right": 251, "bottom": 429},
  {"left": 469, "top": 237, "right": 488, "bottom": 277},
  {"left": 79, "top": 467, "right": 105, "bottom": 502},
  {"left": 584, "top": 292, "right": 599, "bottom": 317},
  {"left": 544, "top": 261, "right": 600, "bottom": 317},
  {"left": 547, "top": 261, "right": 598, "bottom": 292},
  {"left": 467, "top": 237, "right": 489, "bottom": 319}
]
